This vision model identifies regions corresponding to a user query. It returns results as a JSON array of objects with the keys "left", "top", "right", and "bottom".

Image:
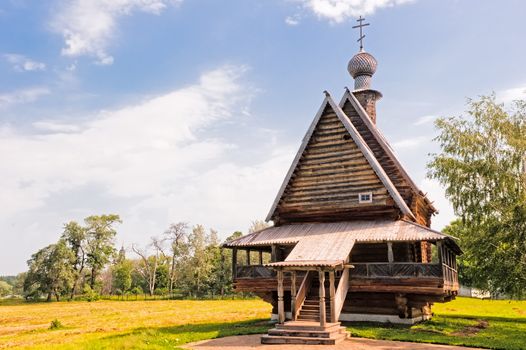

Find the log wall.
[{"left": 276, "top": 105, "right": 400, "bottom": 223}]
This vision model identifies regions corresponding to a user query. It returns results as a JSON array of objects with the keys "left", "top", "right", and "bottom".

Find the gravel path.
[{"left": 184, "top": 334, "right": 483, "bottom": 350}]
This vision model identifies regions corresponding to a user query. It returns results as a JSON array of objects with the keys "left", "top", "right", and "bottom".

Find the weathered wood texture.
[
  {"left": 341, "top": 99, "right": 435, "bottom": 226},
  {"left": 274, "top": 104, "right": 400, "bottom": 223}
]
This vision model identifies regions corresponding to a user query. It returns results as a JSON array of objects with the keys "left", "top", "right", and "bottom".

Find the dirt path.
[{"left": 184, "top": 334, "right": 484, "bottom": 350}]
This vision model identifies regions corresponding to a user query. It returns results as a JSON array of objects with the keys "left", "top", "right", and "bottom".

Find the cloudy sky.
[{"left": 1, "top": 0, "right": 526, "bottom": 275}]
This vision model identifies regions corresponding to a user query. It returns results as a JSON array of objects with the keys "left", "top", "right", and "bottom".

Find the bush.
[
  {"left": 49, "top": 319, "right": 63, "bottom": 330},
  {"left": 82, "top": 285, "right": 100, "bottom": 302},
  {"left": 154, "top": 287, "right": 168, "bottom": 296}
]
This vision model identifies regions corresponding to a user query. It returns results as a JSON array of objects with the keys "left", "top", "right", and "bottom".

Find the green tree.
[
  {"left": 112, "top": 259, "right": 133, "bottom": 295},
  {"left": 0, "top": 281, "right": 12, "bottom": 297},
  {"left": 163, "top": 222, "right": 189, "bottom": 296},
  {"left": 84, "top": 214, "right": 121, "bottom": 290},
  {"left": 24, "top": 240, "right": 75, "bottom": 301},
  {"left": 61, "top": 221, "right": 87, "bottom": 299},
  {"left": 428, "top": 95, "right": 526, "bottom": 297}
]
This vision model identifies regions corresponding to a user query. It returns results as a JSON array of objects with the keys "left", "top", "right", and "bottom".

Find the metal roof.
[
  {"left": 224, "top": 219, "right": 459, "bottom": 252},
  {"left": 266, "top": 260, "right": 344, "bottom": 268}
]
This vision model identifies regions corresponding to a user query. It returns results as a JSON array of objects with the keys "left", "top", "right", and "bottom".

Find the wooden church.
[{"left": 223, "top": 19, "right": 460, "bottom": 345}]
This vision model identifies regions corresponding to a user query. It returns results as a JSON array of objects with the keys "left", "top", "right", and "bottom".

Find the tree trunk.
[{"left": 90, "top": 268, "right": 97, "bottom": 289}]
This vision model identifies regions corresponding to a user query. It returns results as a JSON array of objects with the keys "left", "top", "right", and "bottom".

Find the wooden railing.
[
  {"left": 350, "top": 262, "right": 443, "bottom": 278},
  {"left": 442, "top": 264, "right": 459, "bottom": 290},
  {"left": 293, "top": 271, "right": 314, "bottom": 320},
  {"left": 235, "top": 265, "right": 275, "bottom": 279},
  {"left": 333, "top": 267, "right": 349, "bottom": 323}
]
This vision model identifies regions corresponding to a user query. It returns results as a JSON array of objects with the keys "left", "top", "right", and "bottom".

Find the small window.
[{"left": 359, "top": 192, "right": 373, "bottom": 203}]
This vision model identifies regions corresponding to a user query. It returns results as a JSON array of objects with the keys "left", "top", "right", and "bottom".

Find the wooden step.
[
  {"left": 261, "top": 333, "right": 347, "bottom": 345},
  {"left": 276, "top": 321, "right": 341, "bottom": 331},
  {"left": 268, "top": 326, "right": 347, "bottom": 338}
]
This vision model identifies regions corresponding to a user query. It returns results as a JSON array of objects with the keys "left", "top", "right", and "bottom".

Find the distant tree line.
[{"left": 11, "top": 215, "right": 268, "bottom": 302}]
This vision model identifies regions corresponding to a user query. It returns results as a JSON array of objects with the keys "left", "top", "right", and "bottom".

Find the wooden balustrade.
[
  {"left": 235, "top": 265, "right": 275, "bottom": 279},
  {"left": 351, "top": 262, "right": 443, "bottom": 278}
]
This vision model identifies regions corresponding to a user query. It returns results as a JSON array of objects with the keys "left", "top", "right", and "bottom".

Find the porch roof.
[{"left": 223, "top": 219, "right": 461, "bottom": 254}]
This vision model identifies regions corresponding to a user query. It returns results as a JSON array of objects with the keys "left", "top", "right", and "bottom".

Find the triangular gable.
[
  {"left": 266, "top": 92, "right": 415, "bottom": 222},
  {"left": 339, "top": 89, "right": 436, "bottom": 214}
]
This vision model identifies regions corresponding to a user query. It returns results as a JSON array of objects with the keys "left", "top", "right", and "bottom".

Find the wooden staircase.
[
  {"left": 261, "top": 273, "right": 350, "bottom": 345},
  {"left": 296, "top": 275, "right": 337, "bottom": 322},
  {"left": 261, "top": 321, "right": 349, "bottom": 345}
]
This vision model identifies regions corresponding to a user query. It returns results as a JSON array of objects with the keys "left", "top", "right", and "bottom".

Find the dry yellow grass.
[{"left": 0, "top": 299, "right": 270, "bottom": 349}]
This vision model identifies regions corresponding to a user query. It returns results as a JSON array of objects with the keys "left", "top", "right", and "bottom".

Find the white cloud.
[
  {"left": 0, "top": 66, "right": 294, "bottom": 274},
  {"left": 391, "top": 135, "right": 428, "bottom": 149},
  {"left": 285, "top": 15, "right": 301, "bottom": 26},
  {"left": 292, "top": 0, "right": 415, "bottom": 23},
  {"left": 497, "top": 85, "right": 526, "bottom": 104},
  {"left": 50, "top": 0, "right": 182, "bottom": 65},
  {"left": 0, "top": 87, "right": 50, "bottom": 108},
  {"left": 4, "top": 53, "right": 46, "bottom": 71},
  {"left": 413, "top": 114, "right": 436, "bottom": 126}
]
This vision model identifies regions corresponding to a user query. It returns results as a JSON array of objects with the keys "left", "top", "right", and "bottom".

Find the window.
[{"left": 358, "top": 192, "right": 373, "bottom": 203}]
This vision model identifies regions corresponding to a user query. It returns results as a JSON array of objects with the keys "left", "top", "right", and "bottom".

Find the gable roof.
[
  {"left": 265, "top": 92, "right": 416, "bottom": 222},
  {"left": 339, "top": 89, "right": 437, "bottom": 213},
  {"left": 224, "top": 220, "right": 461, "bottom": 254}
]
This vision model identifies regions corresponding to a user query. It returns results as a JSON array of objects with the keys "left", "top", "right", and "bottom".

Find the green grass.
[
  {"left": 347, "top": 297, "right": 526, "bottom": 349},
  {"left": 1, "top": 297, "right": 525, "bottom": 349}
]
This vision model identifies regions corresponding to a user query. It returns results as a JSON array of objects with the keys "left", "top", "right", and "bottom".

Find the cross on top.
[{"left": 352, "top": 16, "right": 370, "bottom": 51}]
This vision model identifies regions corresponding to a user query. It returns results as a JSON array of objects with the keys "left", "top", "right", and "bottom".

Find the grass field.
[{"left": 0, "top": 297, "right": 525, "bottom": 349}]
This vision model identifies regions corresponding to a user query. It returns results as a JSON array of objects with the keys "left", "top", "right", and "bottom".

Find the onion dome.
[{"left": 347, "top": 50, "right": 377, "bottom": 90}]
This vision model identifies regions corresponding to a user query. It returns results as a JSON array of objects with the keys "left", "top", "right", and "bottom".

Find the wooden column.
[
  {"left": 437, "top": 241, "right": 443, "bottom": 265},
  {"left": 329, "top": 270, "right": 336, "bottom": 323},
  {"left": 387, "top": 242, "right": 394, "bottom": 262},
  {"left": 319, "top": 270, "right": 326, "bottom": 327},
  {"left": 271, "top": 245, "right": 277, "bottom": 262},
  {"left": 232, "top": 248, "right": 237, "bottom": 279},
  {"left": 290, "top": 271, "right": 297, "bottom": 321},
  {"left": 246, "top": 249, "right": 251, "bottom": 266},
  {"left": 259, "top": 251, "right": 263, "bottom": 265},
  {"left": 277, "top": 269, "right": 285, "bottom": 324}
]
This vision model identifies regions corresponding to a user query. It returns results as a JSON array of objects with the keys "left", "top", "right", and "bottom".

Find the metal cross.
[{"left": 352, "top": 16, "right": 370, "bottom": 51}]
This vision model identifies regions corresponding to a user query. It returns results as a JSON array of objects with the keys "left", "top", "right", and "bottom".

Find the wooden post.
[
  {"left": 259, "top": 251, "right": 263, "bottom": 265},
  {"left": 329, "top": 270, "right": 336, "bottom": 323},
  {"left": 277, "top": 269, "right": 285, "bottom": 324},
  {"left": 291, "top": 271, "right": 297, "bottom": 321},
  {"left": 246, "top": 249, "right": 251, "bottom": 266},
  {"left": 271, "top": 245, "right": 277, "bottom": 262},
  {"left": 319, "top": 270, "right": 326, "bottom": 327},
  {"left": 387, "top": 242, "right": 394, "bottom": 262},
  {"left": 232, "top": 248, "right": 237, "bottom": 279}
]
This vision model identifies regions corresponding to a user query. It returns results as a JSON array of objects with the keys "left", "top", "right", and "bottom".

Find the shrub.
[
  {"left": 82, "top": 285, "right": 100, "bottom": 302},
  {"left": 49, "top": 319, "right": 63, "bottom": 330}
]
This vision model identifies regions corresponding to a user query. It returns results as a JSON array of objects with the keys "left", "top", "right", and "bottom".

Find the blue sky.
[{"left": 1, "top": 0, "right": 526, "bottom": 275}]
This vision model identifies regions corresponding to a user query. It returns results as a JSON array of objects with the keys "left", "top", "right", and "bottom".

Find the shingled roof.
[
  {"left": 339, "top": 89, "right": 437, "bottom": 214},
  {"left": 266, "top": 92, "right": 416, "bottom": 223}
]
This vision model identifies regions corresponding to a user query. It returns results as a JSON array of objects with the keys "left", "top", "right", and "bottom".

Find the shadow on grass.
[{"left": 91, "top": 319, "right": 271, "bottom": 350}]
